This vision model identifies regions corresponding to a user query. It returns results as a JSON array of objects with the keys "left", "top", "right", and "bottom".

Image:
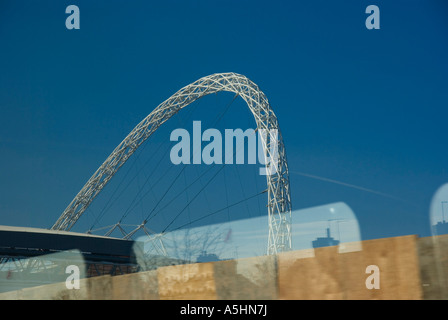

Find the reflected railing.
[{"left": 0, "top": 250, "right": 86, "bottom": 298}]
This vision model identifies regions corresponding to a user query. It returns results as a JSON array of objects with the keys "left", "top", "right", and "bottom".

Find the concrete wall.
[
  {"left": 278, "top": 235, "right": 422, "bottom": 300},
  {"left": 417, "top": 234, "right": 448, "bottom": 299},
  {"left": 2, "top": 234, "right": 447, "bottom": 300}
]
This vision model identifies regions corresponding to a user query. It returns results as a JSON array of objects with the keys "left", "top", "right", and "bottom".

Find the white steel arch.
[{"left": 51, "top": 73, "right": 292, "bottom": 255}]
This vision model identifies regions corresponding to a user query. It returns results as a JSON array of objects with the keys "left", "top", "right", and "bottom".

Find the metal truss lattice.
[{"left": 52, "top": 73, "right": 292, "bottom": 255}]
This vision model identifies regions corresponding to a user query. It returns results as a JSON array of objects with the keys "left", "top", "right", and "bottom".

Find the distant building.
[
  {"left": 196, "top": 251, "right": 220, "bottom": 263},
  {"left": 312, "top": 228, "right": 340, "bottom": 249},
  {"left": 139, "top": 254, "right": 191, "bottom": 270},
  {"left": 433, "top": 221, "right": 448, "bottom": 236}
]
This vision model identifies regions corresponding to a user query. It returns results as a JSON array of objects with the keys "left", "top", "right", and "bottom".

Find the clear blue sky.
[{"left": 1, "top": 0, "right": 447, "bottom": 242}]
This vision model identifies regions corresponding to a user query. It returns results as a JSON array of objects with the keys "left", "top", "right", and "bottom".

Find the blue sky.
[{"left": 1, "top": 0, "right": 448, "bottom": 243}]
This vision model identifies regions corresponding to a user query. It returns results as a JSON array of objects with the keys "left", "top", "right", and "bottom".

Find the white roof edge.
[{"left": 0, "top": 225, "right": 123, "bottom": 240}]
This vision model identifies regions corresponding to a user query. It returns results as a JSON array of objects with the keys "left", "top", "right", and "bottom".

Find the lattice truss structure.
[{"left": 51, "top": 73, "right": 292, "bottom": 255}]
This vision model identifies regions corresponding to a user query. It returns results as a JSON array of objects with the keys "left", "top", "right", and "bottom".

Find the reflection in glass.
[
  {"left": 0, "top": 250, "right": 86, "bottom": 294},
  {"left": 424, "top": 183, "right": 448, "bottom": 299},
  {"left": 430, "top": 183, "right": 448, "bottom": 236},
  {"left": 135, "top": 201, "right": 361, "bottom": 270},
  {"left": 292, "top": 202, "right": 361, "bottom": 254}
]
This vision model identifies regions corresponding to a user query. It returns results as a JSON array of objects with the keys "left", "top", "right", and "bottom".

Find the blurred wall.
[{"left": 3, "top": 234, "right": 448, "bottom": 300}]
